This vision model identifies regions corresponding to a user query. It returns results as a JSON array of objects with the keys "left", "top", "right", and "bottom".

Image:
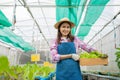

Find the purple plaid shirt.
[{"left": 50, "top": 37, "right": 96, "bottom": 62}]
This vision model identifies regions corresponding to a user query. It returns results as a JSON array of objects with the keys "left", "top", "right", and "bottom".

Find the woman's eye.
[
  {"left": 62, "top": 26, "right": 70, "bottom": 28},
  {"left": 62, "top": 26, "right": 66, "bottom": 28},
  {"left": 67, "top": 26, "right": 70, "bottom": 28}
]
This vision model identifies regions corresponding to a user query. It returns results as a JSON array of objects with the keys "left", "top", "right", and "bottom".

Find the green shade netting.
[
  {"left": 56, "top": 0, "right": 79, "bottom": 22},
  {"left": 76, "top": 0, "right": 109, "bottom": 39},
  {"left": 0, "top": 10, "right": 12, "bottom": 27},
  {"left": 75, "top": 0, "right": 87, "bottom": 35},
  {"left": 56, "top": 0, "right": 109, "bottom": 40},
  {"left": 0, "top": 26, "right": 35, "bottom": 52},
  {"left": 56, "top": 0, "right": 82, "bottom": 35},
  {"left": 15, "top": 36, "right": 35, "bottom": 52}
]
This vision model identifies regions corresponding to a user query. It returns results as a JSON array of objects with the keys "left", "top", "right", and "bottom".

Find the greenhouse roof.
[{"left": 0, "top": 0, "right": 120, "bottom": 50}]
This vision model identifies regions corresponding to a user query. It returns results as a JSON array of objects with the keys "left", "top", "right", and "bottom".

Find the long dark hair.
[{"left": 57, "top": 21, "right": 74, "bottom": 44}]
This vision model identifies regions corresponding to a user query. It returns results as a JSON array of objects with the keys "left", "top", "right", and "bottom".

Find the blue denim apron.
[{"left": 56, "top": 42, "right": 82, "bottom": 80}]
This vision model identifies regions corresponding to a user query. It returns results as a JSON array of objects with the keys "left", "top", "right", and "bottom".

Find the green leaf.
[
  {"left": 117, "top": 62, "right": 120, "bottom": 69},
  {"left": 116, "top": 48, "right": 120, "bottom": 50},
  {"left": 115, "top": 57, "right": 119, "bottom": 62},
  {"left": 115, "top": 47, "right": 120, "bottom": 69},
  {"left": 115, "top": 51, "right": 120, "bottom": 55},
  {"left": 0, "top": 56, "right": 9, "bottom": 73}
]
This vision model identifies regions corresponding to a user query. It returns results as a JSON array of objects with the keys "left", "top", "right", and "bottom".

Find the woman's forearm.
[{"left": 60, "top": 54, "right": 72, "bottom": 60}]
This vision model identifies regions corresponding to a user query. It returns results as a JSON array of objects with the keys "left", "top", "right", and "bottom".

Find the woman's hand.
[{"left": 71, "top": 54, "right": 80, "bottom": 61}]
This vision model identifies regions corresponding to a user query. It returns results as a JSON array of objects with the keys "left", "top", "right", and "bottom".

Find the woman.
[{"left": 50, "top": 18, "right": 96, "bottom": 80}]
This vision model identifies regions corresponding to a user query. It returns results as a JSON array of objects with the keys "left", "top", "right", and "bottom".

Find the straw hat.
[{"left": 54, "top": 17, "right": 75, "bottom": 29}]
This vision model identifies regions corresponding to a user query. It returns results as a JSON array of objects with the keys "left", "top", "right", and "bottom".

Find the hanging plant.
[{"left": 115, "top": 47, "right": 120, "bottom": 69}]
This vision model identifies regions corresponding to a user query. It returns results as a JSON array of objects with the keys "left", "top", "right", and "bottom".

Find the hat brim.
[{"left": 54, "top": 21, "right": 75, "bottom": 29}]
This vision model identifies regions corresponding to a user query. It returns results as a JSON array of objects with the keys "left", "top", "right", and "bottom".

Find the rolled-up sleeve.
[
  {"left": 50, "top": 39, "right": 60, "bottom": 62},
  {"left": 75, "top": 37, "right": 96, "bottom": 53}
]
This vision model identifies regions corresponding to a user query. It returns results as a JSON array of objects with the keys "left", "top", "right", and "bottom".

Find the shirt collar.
[{"left": 61, "top": 37, "right": 69, "bottom": 42}]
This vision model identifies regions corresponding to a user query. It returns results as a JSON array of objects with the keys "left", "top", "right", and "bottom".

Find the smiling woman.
[
  {"left": 50, "top": 17, "right": 99, "bottom": 80},
  {"left": 0, "top": 0, "right": 120, "bottom": 80},
  {"left": 59, "top": 22, "right": 71, "bottom": 37}
]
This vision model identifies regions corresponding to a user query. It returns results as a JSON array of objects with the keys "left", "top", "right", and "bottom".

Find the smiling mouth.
[{"left": 63, "top": 32, "right": 68, "bottom": 34}]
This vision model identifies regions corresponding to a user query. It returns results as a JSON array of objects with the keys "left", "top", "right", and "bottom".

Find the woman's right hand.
[{"left": 71, "top": 54, "right": 80, "bottom": 61}]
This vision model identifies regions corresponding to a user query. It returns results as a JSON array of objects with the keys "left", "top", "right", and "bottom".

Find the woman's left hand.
[{"left": 71, "top": 54, "right": 80, "bottom": 61}]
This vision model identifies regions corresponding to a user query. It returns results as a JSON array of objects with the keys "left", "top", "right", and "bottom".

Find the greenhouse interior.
[{"left": 0, "top": 0, "right": 120, "bottom": 80}]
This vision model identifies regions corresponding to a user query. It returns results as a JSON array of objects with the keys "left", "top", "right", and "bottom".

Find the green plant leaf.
[
  {"left": 0, "top": 56, "right": 9, "bottom": 73},
  {"left": 115, "top": 47, "right": 120, "bottom": 69},
  {"left": 116, "top": 48, "right": 120, "bottom": 50},
  {"left": 115, "top": 51, "right": 120, "bottom": 55},
  {"left": 117, "top": 62, "right": 120, "bottom": 69}
]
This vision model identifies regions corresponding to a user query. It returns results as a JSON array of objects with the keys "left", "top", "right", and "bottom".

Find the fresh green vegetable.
[
  {"left": 115, "top": 47, "right": 120, "bottom": 69},
  {"left": 0, "top": 56, "right": 55, "bottom": 80},
  {"left": 80, "top": 51, "right": 108, "bottom": 58}
]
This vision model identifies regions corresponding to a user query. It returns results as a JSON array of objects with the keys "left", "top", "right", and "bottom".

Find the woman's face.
[{"left": 60, "top": 22, "right": 71, "bottom": 37}]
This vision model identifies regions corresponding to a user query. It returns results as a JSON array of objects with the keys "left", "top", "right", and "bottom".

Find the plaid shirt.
[{"left": 50, "top": 37, "right": 96, "bottom": 62}]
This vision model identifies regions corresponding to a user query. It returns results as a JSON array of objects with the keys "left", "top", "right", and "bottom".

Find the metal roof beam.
[
  {"left": 21, "top": 0, "right": 49, "bottom": 46},
  {"left": 87, "top": 11, "right": 120, "bottom": 44}
]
